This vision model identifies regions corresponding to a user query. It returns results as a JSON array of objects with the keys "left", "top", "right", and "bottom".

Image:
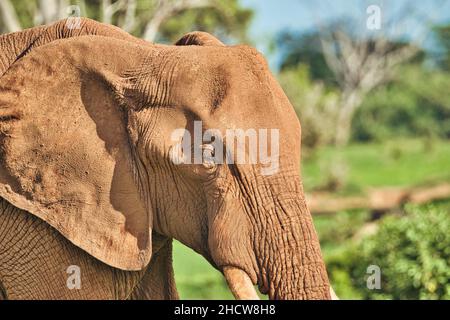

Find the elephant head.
[{"left": 0, "top": 19, "right": 330, "bottom": 299}]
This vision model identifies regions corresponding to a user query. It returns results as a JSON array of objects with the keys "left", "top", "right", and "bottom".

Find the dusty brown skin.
[{"left": 0, "top": 18, "right": 330, "bottom": 299}]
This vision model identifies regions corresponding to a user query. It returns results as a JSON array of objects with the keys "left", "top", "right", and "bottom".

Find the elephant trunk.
[
  {"left": 236, "top": 173, "right": 330, "bottom": 300},
  {"left": 212, "top": 170, "right": 331, "bottom": 300},
  {"left": 259, "top": 192, "right": 331, "bottom": 300},
  {"left": 221, "top": 191, "right": 331, "bottom": 300}
]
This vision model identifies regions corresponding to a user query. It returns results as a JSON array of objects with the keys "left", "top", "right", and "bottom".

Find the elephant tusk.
[
  {"left": 330, "top": 287, "right": 339, "bottom": 300},
  {"left": 223, "top": 266, "right": 260, "bottom": 300}
]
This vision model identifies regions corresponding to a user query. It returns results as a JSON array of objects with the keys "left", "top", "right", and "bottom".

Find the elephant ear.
[
  {"left": 0, "top": 18, "right": 146, "bottom": 77},
  {"left": 175, "top": 31, "right": 224, "bottom": 46},
  {"left": 0, "top": 36, "right": 152, "bottom": 271}
]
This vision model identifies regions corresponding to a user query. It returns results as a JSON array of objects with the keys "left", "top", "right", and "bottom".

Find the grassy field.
[
  {"left": 173, "top": 138, "right": 450, "bottom": 299},
  {"left": 302, "top": 138, "right": 450, "bottom": 194},
  {"left": 173, "top": 241, "right": 234, "bottom": 299}
]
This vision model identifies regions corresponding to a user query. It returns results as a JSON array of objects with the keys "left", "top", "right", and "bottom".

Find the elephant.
[{"left": 0, "top": 18, "right": 333, "bottom": 300}]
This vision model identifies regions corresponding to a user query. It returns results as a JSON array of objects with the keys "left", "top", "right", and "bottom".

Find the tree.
[
  {"left": 432, "top": 24, "right": 450, "bottom": 71},
  {"left": 277, "top": 27, "right": 425, "bottom": 145},
  {"left": 276, "top": 31, "right": 337, "bottom": 87},
  {"left": 0, "top": 0, "right": 22, "bottom": 32},
  {"left": 351, "top": 64, "right": 450, "bottom": 142},
  {"left": 0, "top": 0, "right": 253, "bottom": 43},
  {"left": 278, "top": 64, "right": 340, "bottom": 150},
  {"left": 319, "top": 22, "right": 423, "bottom": 145},
  {"left": 278, "top": 1, "right": 445, "bottom": 146}
]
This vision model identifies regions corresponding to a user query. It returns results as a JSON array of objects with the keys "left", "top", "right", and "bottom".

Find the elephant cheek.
[{"left": 207, "top": 202, "right": 257, "bottom": 283}]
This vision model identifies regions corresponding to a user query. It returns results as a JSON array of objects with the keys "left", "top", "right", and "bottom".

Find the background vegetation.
[{"left": 1, "top": 0, "right": 449, "bottom": 300}]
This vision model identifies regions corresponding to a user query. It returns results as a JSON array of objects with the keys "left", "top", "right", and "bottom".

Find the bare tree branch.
[
  {"left": 101, "top": 0, "right": 129, "bottom": 24},
  {"left": 121, "top": 0, "right": 137, "bottom": 32},
  {"left": 38, "top": 0, "right": 59, "bottom": 23},
  {"left": 311, "top": 1, "right": 442, "bottom": 145},
  {"left": 34, "top": 0, "right": 70, "bottom": 25},
  {"left": 0, "top": 0, "right": 22, "bottom": 32},
  {"left": 143, "top": 0, "right": 212, "bottom": 42}
]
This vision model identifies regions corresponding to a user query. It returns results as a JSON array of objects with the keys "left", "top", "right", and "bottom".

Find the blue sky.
[{"left": 241, "top": 0, "right": 450, "bottom": 70}]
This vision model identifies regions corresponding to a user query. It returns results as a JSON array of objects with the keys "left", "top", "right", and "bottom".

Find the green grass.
[
  {"left": 173, "top": 241, "right": 234, "bottom": 300},
  {"left": 302, "top": 138, "right": 450, "bottom": 193},
  {"left": 173, "top": 241, "right": 267, "bottom": 299},
  {"left": 173, "top": 138, "right": 450, "bottom": 299}
]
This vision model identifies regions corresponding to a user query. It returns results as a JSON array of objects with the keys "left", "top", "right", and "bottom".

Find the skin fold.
[
  {"left": 0, "top": 18, "right": 331, "bottom": 300},
  {"left": 0, "top": 198, "right": 177, "bottom": 299}
]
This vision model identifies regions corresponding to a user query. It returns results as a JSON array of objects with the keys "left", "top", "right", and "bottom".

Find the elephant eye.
[{"left": 201, "top": 144, "right": 217, "bottom": 169}]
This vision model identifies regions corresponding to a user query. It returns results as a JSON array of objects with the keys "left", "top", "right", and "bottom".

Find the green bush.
[
  {"left": 328, "top": 203, "right": 450, "bottom": 299},
  {"left": 278, "top": 64, "right": 340, "bottom": 150},
  {"left": 352, "top": 65, "right": 450, "bottom": 143}
]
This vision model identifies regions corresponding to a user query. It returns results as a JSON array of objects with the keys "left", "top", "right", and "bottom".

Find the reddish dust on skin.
[{"left": 0, "top": 18, "right": 331, "bottom": 299}]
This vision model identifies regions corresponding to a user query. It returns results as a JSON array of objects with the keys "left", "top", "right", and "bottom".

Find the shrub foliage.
[{"left": 328, "top": 204, "right": 450, "bottom": 299}]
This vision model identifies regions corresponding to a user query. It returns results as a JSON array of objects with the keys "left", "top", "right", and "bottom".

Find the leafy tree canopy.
[{"left": 1, "top": 0, "right": 253, "bottom": 44}]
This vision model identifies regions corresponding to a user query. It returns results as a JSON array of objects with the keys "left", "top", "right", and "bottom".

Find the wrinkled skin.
[
  {"left": 0, "top": 199, "right": 177, "bottom": 299},
  {"left": 0, "top": 18, "right": 331, "bottom": 300}
]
